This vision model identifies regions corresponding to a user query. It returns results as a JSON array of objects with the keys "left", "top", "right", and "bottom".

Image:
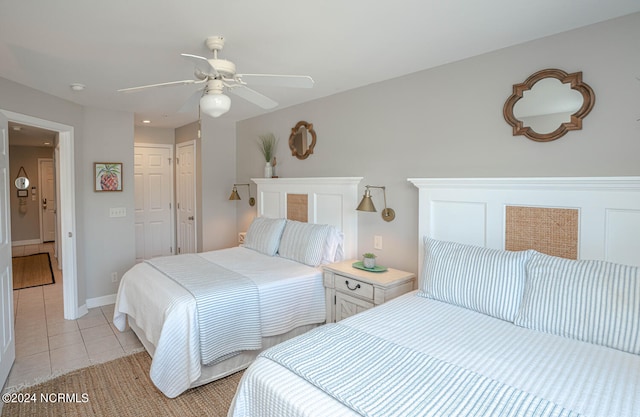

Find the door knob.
[{"left": 188, "top": 216, "right": 194, "bottom": 221}]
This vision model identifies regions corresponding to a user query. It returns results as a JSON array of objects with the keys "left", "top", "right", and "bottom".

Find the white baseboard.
[
  {"left": 76, "top": 304, "right": 89, "bottom": 319},
  {"left": 12, "top": 239, "right": 41, "bottom": 246},
  {"left": 86, "top": 294, "right": 117, "bottom": 309}
]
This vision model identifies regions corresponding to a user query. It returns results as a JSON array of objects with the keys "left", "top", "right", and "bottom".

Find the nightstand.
[{"left": 323, "top": 260, "right": 416, "bottom": 322}]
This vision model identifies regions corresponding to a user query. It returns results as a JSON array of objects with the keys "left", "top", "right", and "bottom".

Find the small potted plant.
[{"left": 362, "top": 253, "right": 377, "bottom": 269}]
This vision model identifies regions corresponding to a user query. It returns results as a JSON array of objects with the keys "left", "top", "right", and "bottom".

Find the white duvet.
[
  {"left": 113, "top": 247, "right": 325, "bottom": 398},
  {"left": 229, "top": 292, "right": 640, "bottom": 417}
]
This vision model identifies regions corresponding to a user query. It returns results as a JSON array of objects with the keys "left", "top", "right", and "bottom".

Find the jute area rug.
[
  {"left": 12, "top": 253, "right": 55, "bottom": 290},
  {"left": 2, "top": 351, "right": 243, "bottom": 417}
]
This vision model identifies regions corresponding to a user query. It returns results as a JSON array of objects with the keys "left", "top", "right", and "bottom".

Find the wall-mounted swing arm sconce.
[
  {"left": 228, "top": 183, "right": 255, "bottom": 207},
  {"left": 356, "top": 185, "right": 395, "bottom": 222}
]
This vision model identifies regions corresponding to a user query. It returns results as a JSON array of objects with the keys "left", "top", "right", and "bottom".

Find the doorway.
[{"left": 1, "top": 110, "right": 79, "bottom": 320}]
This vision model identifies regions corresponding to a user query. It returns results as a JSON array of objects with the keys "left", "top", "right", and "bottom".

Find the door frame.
[
  {"left": 1, "top": 110, "right": 79, "bottom": 320},
  {"left": 38, "top": 157, "right": 55, "bottom": 243}
]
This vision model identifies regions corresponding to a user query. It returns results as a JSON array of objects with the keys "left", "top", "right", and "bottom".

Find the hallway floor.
[{"left": 4, "top": 242, "right": 142, "bottom": 392}]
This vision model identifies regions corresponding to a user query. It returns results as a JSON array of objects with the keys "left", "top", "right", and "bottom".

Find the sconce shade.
[
  {"left": 200, "top": 93, "right": 231, "bottom": 118},
  {"left": 229, "top": 187, "right": 241, "bottom": 201},
  {"left": 229, "top": 183, "right": 255, "bottom": 206},
  {"left": 356, "top": 189, "right": 376, "bottom": 212},
  {"left": 356, "top": 185, "right": 395, "bottom": 222}
]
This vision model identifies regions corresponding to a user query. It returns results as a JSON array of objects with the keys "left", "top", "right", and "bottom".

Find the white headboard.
[
  {"left": 408, "top": 177, "right": 640, "bottom": 274},
  {"left": 252, "top": 177, "right": 362, "bottom": 260}
]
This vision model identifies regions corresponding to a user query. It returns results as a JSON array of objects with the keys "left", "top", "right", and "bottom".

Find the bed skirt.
[{"left": 128, "top": 315, "right": 320, "bottom": 391}]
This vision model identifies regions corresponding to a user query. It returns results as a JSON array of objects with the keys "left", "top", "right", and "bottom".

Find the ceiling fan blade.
[
  {"left": 117, "top": 79, "right": 205, "bottom": 93},
  {"left": 179, "top": 88, "right": 205, "bottom": 113},
  {"left": 236, "top": 74, "right": 314, "bottom": 88},
  {"left": 181, "top": 53, "right": 218, "bottom": 77},
  {"left": 228, "top": 85, "right": 278, "bottom": 109}
]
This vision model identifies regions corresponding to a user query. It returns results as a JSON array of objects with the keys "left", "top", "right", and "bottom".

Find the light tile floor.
[{"left": 4, "top": 243, "right": 143, "bottom": 392}]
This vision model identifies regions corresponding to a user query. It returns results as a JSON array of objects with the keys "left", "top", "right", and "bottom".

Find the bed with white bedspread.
[
  {"left": 114, "top": 177, "right": 362, "bottom": 398},
  {"left": 228, "top": 177, "right": 640, "bottom": 417},
  {"left": 114, "top": 243, "right": 330, "bottom": 397}
]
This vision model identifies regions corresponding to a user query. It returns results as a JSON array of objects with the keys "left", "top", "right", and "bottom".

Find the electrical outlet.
[
  {"left": 111, "top": 272, "right": 118, "bottom": 283},
  {"left": 238, "top": 232, "right": 247, "bottom": 244},
  {"left": 374, "top": 235, "right": 383, "bottom": 250}
]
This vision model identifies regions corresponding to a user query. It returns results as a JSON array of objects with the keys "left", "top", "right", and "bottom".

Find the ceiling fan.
[{"left": 118, "top": 36, "right": 314, "bottom": 117}]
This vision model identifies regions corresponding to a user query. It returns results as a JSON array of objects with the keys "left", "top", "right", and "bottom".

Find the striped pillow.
[
  {"left": 243, "top": 217, "right": 287, "bottom": 256},
  {"left": 278, "top": 220, "right": 331, "bottom": 267},
  {"left": 418, "top": 237, "right": 533, "bottom": 322},
  {"left": 515, "top": 252, "right": 640, "bottom": 354}
]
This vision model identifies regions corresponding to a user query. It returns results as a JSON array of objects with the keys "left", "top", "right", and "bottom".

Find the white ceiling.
[{"left": 1, "top": 1, "right": 639, "bottom": 129}]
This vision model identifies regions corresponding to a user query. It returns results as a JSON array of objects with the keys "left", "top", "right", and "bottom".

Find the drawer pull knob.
[{"left": 345, "top": 280, "right": 361, "bottom": 291}]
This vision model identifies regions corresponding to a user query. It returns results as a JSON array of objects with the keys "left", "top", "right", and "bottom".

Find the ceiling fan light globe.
[{"left": 200, "top": 93, "right": 231, "bottom": 118}]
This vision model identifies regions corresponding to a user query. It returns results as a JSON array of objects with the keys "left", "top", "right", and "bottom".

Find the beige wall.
[
  {"left": 9, "top": 145, "right": 54, "bottom": 242},
  {"left": 236, "top": 13, "right": 640, "bottom": 275},
  {"left": 134, "top": 125, "right": 174, "bottom": 145},
  {"left": 82, "top": 107, "right": 135, "bottom": 300},
  {"left": 198, "top": 117, "right": 238, "bottom": 251}
]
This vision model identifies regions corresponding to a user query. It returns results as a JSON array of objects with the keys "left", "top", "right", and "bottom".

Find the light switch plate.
[{"left": 109, "top": 207, "right": 127, "bottom": 218}]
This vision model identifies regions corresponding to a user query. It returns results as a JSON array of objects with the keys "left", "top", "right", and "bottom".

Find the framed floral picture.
[{"left": 94, "top": 163, "right": 123, "bottom": 192}]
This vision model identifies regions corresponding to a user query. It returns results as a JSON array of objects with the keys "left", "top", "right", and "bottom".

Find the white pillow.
[
  {"left": 418, "top": 237, "right": 533, "bottom": 322},
  {"left": 322, "top": 226, "right": 344, "bottom": 264},
  {"left": 278, "top": 220, "right": 331, "bottom": 267},
  {"left": 243, "top": 217, "right": 287, "bottom": 256},
  {"left": 515, "top": 251, "right": 640, "bottom": 354}
]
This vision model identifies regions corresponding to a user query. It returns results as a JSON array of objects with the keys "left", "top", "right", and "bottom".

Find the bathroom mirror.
[
  {"left": 289, "top": 121, "right": 317, "bottom": 160},
  {"left": 503, "top": 69, "right": 595, "bottom": 142}
]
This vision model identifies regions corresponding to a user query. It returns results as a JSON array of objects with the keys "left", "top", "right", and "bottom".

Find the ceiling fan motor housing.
[
  {"left": 205, "top": 79, "right": 225, "bottom": 94},
  {"left": 205, "top": 36, "right": 236, "bottom": 78},
  {"left": 208, "top": 59, "right": 236, "bottom": 78}
]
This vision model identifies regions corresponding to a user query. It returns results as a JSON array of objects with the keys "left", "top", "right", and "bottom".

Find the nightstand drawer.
[{"left": 335, "top": 276, "right": 374, "bottom": 300}]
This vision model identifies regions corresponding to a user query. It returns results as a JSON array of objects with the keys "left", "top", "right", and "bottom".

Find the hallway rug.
[
  {"left": 1, "top": 351, "right": 243, "bottom": 417},
  {"left": 11, "top": 252, "right": 55, "bottom": 290}
]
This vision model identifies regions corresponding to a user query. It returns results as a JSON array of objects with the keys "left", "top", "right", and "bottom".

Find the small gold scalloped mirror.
[
  {"left": 503, "top": 68, "right": 595, "bottom": 142},
  {"left": 289, "top": 121, "right": 317, "bottom": 160}
]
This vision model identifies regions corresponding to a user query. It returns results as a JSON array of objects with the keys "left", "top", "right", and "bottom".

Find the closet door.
[
  {"left": 176, "top": 141, "right": 196, "bottom": 254},
  {"left": 134, "top": 144, "right": 174, "bottom": 261}
]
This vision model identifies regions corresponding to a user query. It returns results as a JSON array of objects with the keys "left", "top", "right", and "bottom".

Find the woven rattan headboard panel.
[
  {"left": 286, "top": 194, "right": 308, "bottom": 222},
  {"left": 505, "top": 206, "right": 578, "bottom": 259}
]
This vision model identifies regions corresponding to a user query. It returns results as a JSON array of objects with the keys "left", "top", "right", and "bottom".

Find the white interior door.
[
  {"left": 0, "top": 112, "right": 15, "bottom": 391},
  {"left": 134, "top": 144, "right": 174, "bottom": 262},
  {"left": 38, "top": 158, "right": 55, "bottom": 242},
  {"left": 176, "top": 141, "right": 196, "bottom": 254}
]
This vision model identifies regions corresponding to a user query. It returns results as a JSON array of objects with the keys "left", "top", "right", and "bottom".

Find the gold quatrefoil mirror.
[
  {"left": 503, "top": 69, "right": 595, "bottom": 142},
  {"left": 289, "top": 121, "right": 317, "bottom": 160}
]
